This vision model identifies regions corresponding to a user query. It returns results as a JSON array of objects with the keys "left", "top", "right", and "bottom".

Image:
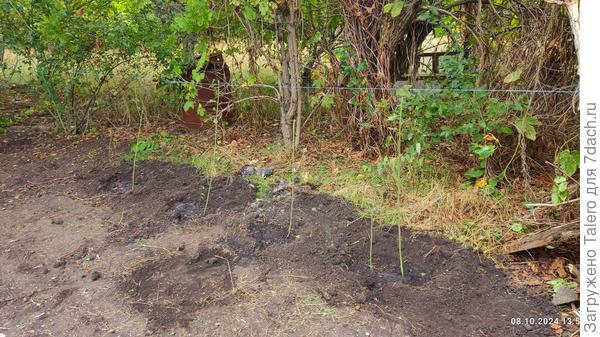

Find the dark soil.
[
  {"left": 121, "top": 245, "right": 236, "bottom": 332},
  {"left": 77, "top": 161, "right": 256, "bottom": 242},
  {"left": 0, "top": 109, "right": 559, "bottom": 337}
]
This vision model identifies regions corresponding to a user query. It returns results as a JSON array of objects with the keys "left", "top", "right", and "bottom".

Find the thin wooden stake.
[{"left": 287, "top": 119, "right": 296, "bottom": 238}]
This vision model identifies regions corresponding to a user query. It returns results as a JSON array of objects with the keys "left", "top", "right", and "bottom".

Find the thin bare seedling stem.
[
  {"left": 286, "top": 119, "right": 297, "bottom": 238},
  {"left": 202, "top": 119, "right": 217, "bottom": 216},
  {"left": 131, "top": 89, "right": 143, "bottom": 192},
  {"left": 396, "top": 99, "right": 405, "bottom": 278},
  {"left": 203, "top": 81, "right": 221, "bottom": 216},
  {"left": 369, "top": 214, "right": 374, "bottom": 271},
  {"left": 214, "top": 255, "right": 235, "bottom": 291}
]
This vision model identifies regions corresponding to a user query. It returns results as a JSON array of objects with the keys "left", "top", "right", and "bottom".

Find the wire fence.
[{"left": 161, "top": 80, "right": 579, "bottom": 94}]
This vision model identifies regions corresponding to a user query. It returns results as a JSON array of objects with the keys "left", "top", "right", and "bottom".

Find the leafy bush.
[
  {"left": 383, "top": 48, "right": 524, "bottom": 189},
  {"left": 1, "top": 1, "right": 170, "bottom": 133}
]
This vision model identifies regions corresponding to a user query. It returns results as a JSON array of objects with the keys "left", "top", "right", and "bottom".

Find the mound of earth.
[
  {"left": 0, "top": 129, "right": 557, "bottom": 337},
  {"left": 104, "top": 162, "right": 556, "bottom": 337}
]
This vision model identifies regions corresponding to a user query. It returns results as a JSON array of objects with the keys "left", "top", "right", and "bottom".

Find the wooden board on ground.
[{"left": 504, "top": 223, "right": 579, "bottom": 254}]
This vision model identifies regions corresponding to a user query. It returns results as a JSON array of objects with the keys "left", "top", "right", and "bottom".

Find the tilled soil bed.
[{"left": 0, "top": 125, "right": 557, "bottom": 337}]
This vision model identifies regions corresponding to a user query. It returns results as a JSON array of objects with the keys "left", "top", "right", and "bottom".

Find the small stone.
[
  {"left": 552, "top": 285, "right": 578, "bottom": 305},
  {"left": 271, "top": 180, "right": 290, "bottom": 195},
  {"left": 240, "top": 165, "right": 255, "bottom": 177},
  {"left": 90, "top": 271, "right": 101, "bottom": 281},
  {"left": 51, "top": 219, "right": 64, "bottom": 225},
  {"left": 53, "top": 259, "right": 66, "bottom": 268},
  {"left": 256, "top": 167, "right": 274, "bottom": 177}
]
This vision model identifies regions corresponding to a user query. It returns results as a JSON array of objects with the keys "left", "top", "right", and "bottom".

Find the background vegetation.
[{"left": 0, "top": 0, "right": 579, "bottom": 253}]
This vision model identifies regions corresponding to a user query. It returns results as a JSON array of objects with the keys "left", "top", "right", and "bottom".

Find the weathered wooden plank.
[{"left": 504, "top": 222, "right": 579, "bottom": 254}]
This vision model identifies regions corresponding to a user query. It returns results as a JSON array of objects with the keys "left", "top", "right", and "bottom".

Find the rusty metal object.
[{"left": 181, "top": 52, "right": 233, "bottom": 130}]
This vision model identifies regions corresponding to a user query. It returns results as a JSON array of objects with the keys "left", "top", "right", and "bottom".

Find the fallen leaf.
[
  {"left": 549, "top": 257, "right": 567, "bottom": 278},
  {"left": 566, "top": 263, "right": 580, "bottom": 279},
  {"left": 484, "top": 134, "right": 498, "bottom": 142},
  {"left": 527, "top": 262, "right": 539, "bottom": 273},
  {"left": 551, "top": 322, "right": 563, "bottom": 334}
]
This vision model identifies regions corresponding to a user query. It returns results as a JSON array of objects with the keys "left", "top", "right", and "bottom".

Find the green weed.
[
  {"left": 244, "top": 175, "right": 274, "bottom": 199},
  {"left": 191, "top": 151, "right": 231, "bottom": 176},
  {"left": 546, "top": 279, "right": 578, "bottom": 293}
]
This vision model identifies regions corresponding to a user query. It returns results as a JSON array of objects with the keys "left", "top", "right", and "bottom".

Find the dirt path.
[{"left": 0, "top": 123, "right": 557, "bottom": 337}]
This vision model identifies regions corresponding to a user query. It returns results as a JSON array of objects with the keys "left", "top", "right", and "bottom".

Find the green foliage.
[
  {"left": 546, "top": 278, "right": 578, "bottom": 293},
  {"left": 191, "top": 151, "right": 231, "bottom": 176},
  {"left": 0, "top": 116, "right": 11, "bottom": 127},
  {"left": 551, "top": 176, "right": 568, "bottom": 205},
  {"left": 472, "top": 144, "right": 495, "bottom": 160},
  {"left": 0, "top": 106, "right": 36, "bottom": 135},
  {"left": 503, "top": 69, "right": 522, "bottom": 84},
  {"left": 1, "top": 0, "right": 168, "bottom": 133},
  {"left": 0, "top": 116, "right": 12, "bottom": 134},
  {"left": 448, "top": 220, "right": 505, "bottom": 251},
  {"left": 334, "top": 44, "right": 373, "bottom": 111},
  {"left": 244, "top": 175, "right": 273, "bottom": 199},
  {"left": 509, "top": 222, "right": 527, "bottom": 234},
  {"left": 383, "top": 1, "right": 404, "bottom": 18},
  {"left": 514, "top": 115, "right": 540, "bottom": 141},
  {"left": 127, "top": 130, "right": 172, "bottom": 162},
  {"left": 384, "top": 46, "right": 523, "bottom": 189},
  {"left": 465, "top": 166, "right": 485, "bottom": 179},
  {"left": 556, "top": 149, "right": 580, "bottom": 176},
  {"left": 550, "top": 149, "right": 579, "bottom": 205},
  {"left": 130, "top": 138, "right": 158, "bottom": 160}
]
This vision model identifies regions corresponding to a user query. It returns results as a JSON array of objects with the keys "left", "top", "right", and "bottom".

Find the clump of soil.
[
  {"left": 120, "top": 245, "right": 236, "bottom": 331},
  {"left": 85, "top": 161, "right": 256, "bottom": 242}
]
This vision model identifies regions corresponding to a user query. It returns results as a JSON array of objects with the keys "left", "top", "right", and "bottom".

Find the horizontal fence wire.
[{"left": 161, "top": 80, "right": 579, "bottom": 94}]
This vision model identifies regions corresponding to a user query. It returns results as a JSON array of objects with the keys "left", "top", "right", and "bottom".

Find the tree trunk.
[
  {"left": 0, "top": 35, "right": 4, "bottom": 67},
  {"left": 542, "top": 0, "right": 578, "bottom": 70},
  {"left": 276, "top": 0, "right": 302, "bottom": 148},
  {"left": 247, "top": 46, "right": 263, "bottom": 126},
  {"left": 564, "top": 0, "right": 579, "bottom": 66}
]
